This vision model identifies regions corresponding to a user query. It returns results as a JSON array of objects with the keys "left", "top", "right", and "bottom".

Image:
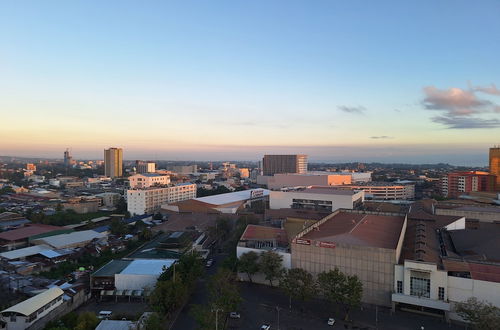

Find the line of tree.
[
  {"left": 238, "top": 250, "right": 363, "bottom": 321},
  {"left": 191, "top": 268, "right": 242, "bottom": 330},
  {"left": 148, "top": 252, "right": 204, "bottom": 323}
]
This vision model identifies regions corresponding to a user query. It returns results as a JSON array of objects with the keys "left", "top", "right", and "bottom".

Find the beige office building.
[
  {"left": 104, "top": 148, "right": 123, "bottom": 178},
  {"left": 127, "top": 183, "right": 196, "bottom": 215},
  {"left": 262, "top": 155, "right": 307, "bottom": 176}
]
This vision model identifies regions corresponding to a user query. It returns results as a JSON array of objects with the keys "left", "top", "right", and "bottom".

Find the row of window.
[{"left": 397, "top": 279, "right": 445, "bottom": 301}]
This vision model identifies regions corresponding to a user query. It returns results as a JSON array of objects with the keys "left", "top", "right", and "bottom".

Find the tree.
[
  {"left": 153, "top": 213, "right": 163, "bottom": 220},
  {"left": 238, "top": 251, "right": 260, "bottom": 283},
  {"left": 455, "top": 297, "right": 500, "bottom": 330},
  {"left": 208, "top": 268, "right": 241, "bottom": 313},
  {"left": 74, "top": 312, "right": 99, "bottom": 330},
  {"left": 109, "top": 218, "right": 128, "bottom": 236},
  {"left": 191, "top": 304, "right": 217, "bottom": 330},
  {"left": 280, "top": 268, "right": 317, "bottom": 310},
  {"left": 116, "top": 197, "right": 127, "bottom": 213},
  {"left": 259, "top": 250, "right": 283, "bottom": 286},
  {"left": 143, "top": 312, "right": 162, "bottom": 330},
  {"left": 149, "top": 279, "right": 187, "bottom": 317},
  {"left": 317, "top": 268, "right": 362, "bottom": 321}
]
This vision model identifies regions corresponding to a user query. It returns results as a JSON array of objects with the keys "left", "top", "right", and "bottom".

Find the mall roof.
[
  {"left": 0, "top": 224, "right": 63, "bottom": 242},
  {"left": 448, "top": 223, "right": 500, "bottom": 262},
  {"left": 299, "top": 211, "right": 406, "bottom": 249},
  {"left": 1, "top": 287, "right": 63, "bottom": 316},
  {"left": 194, "top": 189, "right": 270, "bottom": 206}
]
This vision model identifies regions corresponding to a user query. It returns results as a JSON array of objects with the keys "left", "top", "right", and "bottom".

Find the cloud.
[
  {"left": 370, "top": 136, "right": 394, "bottom": 139},
  {"left": 431, "top": 116, "right": 500, "bottom": 129},
  {"left": 338, "top": 105, "right": 366, "bottom": 114},
  {"left": 422, "top": 85, "right": 500, "bottom": 129},
  {"left": 422, "top": 86, "right": 491, "bottom": 116},
  {"left": 471, "top": 83, "right": 500, "bottom": 96}
]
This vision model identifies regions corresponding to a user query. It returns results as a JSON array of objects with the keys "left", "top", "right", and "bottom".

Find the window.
[
  {"left": 410, "top": 276, "right": 430, "bottom": 298},
  {"left": 438, "top": 287, "right": 445, "bottom": 301},
  {"left": 397, "top": 280, "right": 403, "bottom": 294}
]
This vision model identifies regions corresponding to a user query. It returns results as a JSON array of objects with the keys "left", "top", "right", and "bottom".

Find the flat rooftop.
[
  {"left": 194, "top": 188, "right": 270, "bottom": 206},
  {"left": 300, "top": 211, "right": 406, "bottom": 249},
  {"left": 240, "top": 225, "right": 288, "bottom": 245},
  {"left": 0, "top": 224, "right": 63, "bottom": 242},
  {"left": 280, "top": 187, "right": 359, "bottom": 196}
]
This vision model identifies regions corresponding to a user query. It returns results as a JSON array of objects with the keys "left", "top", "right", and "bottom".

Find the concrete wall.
[
  {"left": 292, "top": 241, "right": 396, "bottom": 306},
  {"left": 269, "top": 190, "right": 362, "bottom": 211},
  {"left": 435, "top": 208, "right": 500, "bottom": 223},
  {"left": 115, "top": 274, "right": 159, "bottom": 291}
]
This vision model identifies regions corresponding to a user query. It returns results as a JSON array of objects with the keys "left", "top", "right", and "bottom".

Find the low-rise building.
[
  {"left": 0, "top": 224, "right": 70, "bottom": 251},
  {"left": 392, "top": 211, "right": 500, "bottom": 322},
  {"left": 0, "top": 287, "right": 64, "bottom": 330},
  {"left": 127, "top": 183, "right": 196, "bottom": 215},
  {"left": 292, "top": 209, "right": 407, "bottom": 306},
  {"left": 269, "top": 186, "right": 364, "bottom": 212},
  {"left": 31, "top": 230, "right": 106, "bottom": 249}
]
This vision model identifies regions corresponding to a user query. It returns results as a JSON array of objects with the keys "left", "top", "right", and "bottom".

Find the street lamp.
[
  {"left": 212, "top": 307, "right": 222, "bottom": 330},
  {"left": 276, "top": 306, "right": 281, "bottom": 330}
]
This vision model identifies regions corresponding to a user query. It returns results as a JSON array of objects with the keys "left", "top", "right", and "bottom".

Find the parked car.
[
  {"left": 260, "top": 324, "right": 271, "bottom": 330},
  {"left": 229, "top": 312, "right": 241, "bottom": 319},
  {"left": 206, "top": 259, "right": 213, "bottom": 267},
  {"left": 98, "top": 311, "right": 112, "bottom": 319},
  {"left": 327, "top": 318, "right": 335, "bottom": 326}
]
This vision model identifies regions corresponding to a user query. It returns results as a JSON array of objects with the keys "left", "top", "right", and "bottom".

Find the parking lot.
[{"left": 76, "top": 298, "right": 151, "bottom": 320}]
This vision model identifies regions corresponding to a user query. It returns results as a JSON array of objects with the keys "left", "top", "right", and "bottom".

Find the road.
[
  {"left": 171, "top": 253, "right": 228, "bottom": 330},
  {"left": 229, "top": 283, "right": 462, "bottom": 330}
]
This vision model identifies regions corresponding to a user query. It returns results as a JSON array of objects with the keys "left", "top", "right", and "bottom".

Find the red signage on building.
[
  {"left": 295, "top": 238, "right": 311, "bottom": 245},
  {"left": 319, "top": 241, "right": 336, "bottom": 249}
]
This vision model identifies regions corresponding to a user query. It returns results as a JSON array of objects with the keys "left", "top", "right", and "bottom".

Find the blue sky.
[{"left": 0, "top": 1, "right": 499, "bottom": 165}]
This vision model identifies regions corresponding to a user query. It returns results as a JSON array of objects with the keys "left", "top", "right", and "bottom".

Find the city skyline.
[{"left": 1, "top": 1, "right": 499, "bottom": 165}]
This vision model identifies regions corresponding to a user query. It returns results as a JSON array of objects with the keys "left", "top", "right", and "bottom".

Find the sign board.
[
  {"left": 295, "top": 238, "right": 311, "bottom": 245},
  {"left": 250, "top": 189, "right": 264, "bottom": 199},
  {"left": 318, "top": 241, "right": 336, "bottom": 249}
]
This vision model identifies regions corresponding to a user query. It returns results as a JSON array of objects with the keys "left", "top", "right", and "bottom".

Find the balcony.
[{"left": 392, "top": 293, "right": 450, "bottom": 311}]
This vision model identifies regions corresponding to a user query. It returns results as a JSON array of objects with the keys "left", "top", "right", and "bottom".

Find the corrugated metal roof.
[
  {"left": 120, "top": 259, "right": 176, "bottom": 275},
  {"left": 0, "top": 244, "right": 52, "bottom": 260},
  {"left": 194, "top": 189, "right": 270, "bottom": 206},
  {"left": 33, "top": 230, "right": 105, "bottom": 248},
  {"left": 96, "top": 320, "right": 135, "bottom": 330},
  {"left": 0, "top": 287, "right": 63, "bottom": 316}
]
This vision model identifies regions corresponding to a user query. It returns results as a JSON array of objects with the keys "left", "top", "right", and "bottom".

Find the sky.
[{"left": 0, "top": 1, "right": 499, "bottom": 165}]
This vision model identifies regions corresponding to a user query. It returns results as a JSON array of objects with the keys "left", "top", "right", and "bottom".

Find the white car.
[
  {"left": 206, "top": 259, "right": 213, "bottom": 267},
  {"left": 229, "top": 312, "right": 241, "bottom": 319},
  {"left": 327, "top": 318, "right": 335, "bottom": 326},
  {"left": 260, "top": 325, "right": 271, "bottom": 330}
]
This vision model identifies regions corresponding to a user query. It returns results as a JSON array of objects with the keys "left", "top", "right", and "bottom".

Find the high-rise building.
[
  {"left": 262, "top": 154, "right": 308, "bottom": 176},
  {"left": 440, "top": 171, "right": 496, "bottom": 198},
  {"left": 136, "top": 160, "right": 156, "bottom": 174},
  {"left": 104, "top": 148, "right": 123, "bottom": 178},
  {"left": 490, "top": 146, "right": 500, "bottom": 190},
  {"left": 63, "top": 148, "right": 74, "bottom": 167}
]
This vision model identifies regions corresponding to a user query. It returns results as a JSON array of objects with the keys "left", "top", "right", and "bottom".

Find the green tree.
[
  {"left": 116, "top": 197, "right": 127, "bottom": 213},
  {"left": 74, "top": 312, "right": 99, "bottom": 330},
  {"left": 317, "top": 268, "right": 362, "bottom": 321},
  {"left": 259, "top": 250, "right": 283, "bottom": 287},
  {"left": 238, "top": 251, "right": 260, "bottom": 283},
  {"left": 109, "top": 218, "right": 128, "bottom": 236},
  {"left": 455, "top": 297, "right": 500, "bottom": 330},
  {"left": 153, "top": 213, "right": 163, "bottom": 220},
  {"left": 280, "top": 268, "right": 317, "bottom": 310},
  {"left": 149, "top": 280, "right": 187, "bottom": 317},
  {"left": 190, "top": 304, "right": 217, "bottom": 330},
  {"left": 143, "top": 312, "right": 163, "bottom": 330},
  {"left": 208, "top": 268, "right": 241, "bottom": 313}
]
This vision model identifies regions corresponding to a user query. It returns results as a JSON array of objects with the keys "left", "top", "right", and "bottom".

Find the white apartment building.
[
  {"left": 127, "top": 183, "right": 196, "bottom": 215},
  {"left": 270, "top": 186, "right": 364, "bottom": 212},
  {"left": 128, "top": 173, "right": 171, "bottom": 189}
]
